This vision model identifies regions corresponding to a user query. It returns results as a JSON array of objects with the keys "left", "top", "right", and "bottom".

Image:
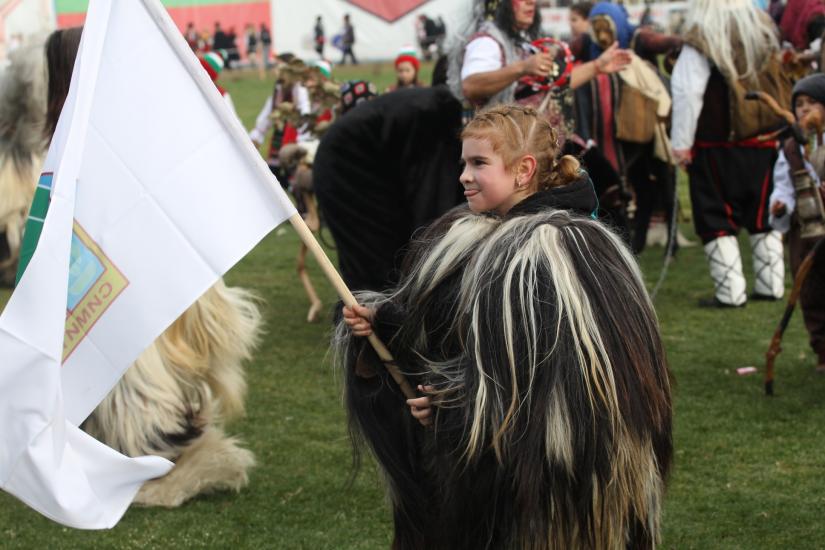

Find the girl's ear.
[{"left": 515, "top": 154, "right": 538, "bottom": 186}]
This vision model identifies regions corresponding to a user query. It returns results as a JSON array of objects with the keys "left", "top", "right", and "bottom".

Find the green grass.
[{"left": 1, "top": 65, "right": 824, "bottom": 549}]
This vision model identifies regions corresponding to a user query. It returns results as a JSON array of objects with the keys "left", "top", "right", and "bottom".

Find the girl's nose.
[{"left": 459, "top": 166, "right": 472, "bottom": 185}]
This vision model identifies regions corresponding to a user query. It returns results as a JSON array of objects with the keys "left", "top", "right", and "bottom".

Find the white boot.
[
  {"left": 750, "top": 231, "right": 785, "bottom": 299},
  {"left": 704, "top": 236, "right": 747, "bottom": 306}
]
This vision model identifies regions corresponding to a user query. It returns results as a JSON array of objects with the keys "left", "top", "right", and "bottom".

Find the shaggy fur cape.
[
  {"left": 335, "top": 205, "right": 673, "bottom": 549},
  {"left": 0, "top": 43, "right": 47, "bottom": 286},
  {"left": 313, "top": 86, "right": 464, "bottom": 292},
  {"left": 82, "top": 280, "right": 262, "bottom": 507}
]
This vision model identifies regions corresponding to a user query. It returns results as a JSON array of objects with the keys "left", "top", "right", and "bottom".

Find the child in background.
[
  {"left": 337, "top": 104, "right": 671, "bottom": 548},
  {"left": 386, "top": 47, "right": 421, "bottom": 92},
  {"left": 199, "top": 51, "right": 240, "bottom": 121},
  {"left": 770, "top": 73, "right": 825, "bottom": 372}
]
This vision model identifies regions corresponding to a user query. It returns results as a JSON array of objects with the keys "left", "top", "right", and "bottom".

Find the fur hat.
[{"left": 792, "top": 73, "right": 825, "bottom": 108}]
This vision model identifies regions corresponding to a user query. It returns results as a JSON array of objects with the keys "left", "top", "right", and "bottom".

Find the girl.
[
  {"left": 386, "top": 48, "right": 421, "bottom": 92},
  {"left": 337, "top": 104, "right": 672, "bottom": 549}
]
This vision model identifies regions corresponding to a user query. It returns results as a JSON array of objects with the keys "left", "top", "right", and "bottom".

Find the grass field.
[{"left": 1, "top": 63, "right": 824, "bottom": 549}]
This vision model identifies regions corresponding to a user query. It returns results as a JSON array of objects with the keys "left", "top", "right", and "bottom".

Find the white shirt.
[
  {"left": 670, "top": 45, "right": 711, "bottom": 151},
  {"left": 461, "top": 36, "right": 504, "bottom": 81},
  {"left": 248, "top": 83, "right": 311, "bottom": 145},
  {"left": 770, "top": 136, "right": 825, "bottom": 233}
]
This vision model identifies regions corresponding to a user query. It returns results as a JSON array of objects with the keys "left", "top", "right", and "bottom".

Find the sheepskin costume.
[
  {"left": 0, "top": 43, "right": 47, "bottom": 286},
  {"left": 82, "top": 280, "right": 262, "bottom": 507},
  {"left": 335, "top": 207, "right": 673, "bottom": 549}
]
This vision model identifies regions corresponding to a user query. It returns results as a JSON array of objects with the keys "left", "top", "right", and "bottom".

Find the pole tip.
[{"left": 765, "top": 380, "right": 774, "bottom": 396}]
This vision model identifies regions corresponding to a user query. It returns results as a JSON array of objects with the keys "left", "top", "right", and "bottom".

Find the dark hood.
[{"left": 506, "top": 174, "right": 599, "bottom": 219}]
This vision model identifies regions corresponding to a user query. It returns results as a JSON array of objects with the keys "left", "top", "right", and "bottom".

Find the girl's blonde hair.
[{"left": 461, "top": 104, "right": 581, "bottom": 191}]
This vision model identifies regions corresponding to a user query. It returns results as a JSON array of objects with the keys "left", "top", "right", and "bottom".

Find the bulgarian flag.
[{"left": 0, "top": 0, "right": 294, "bottom": 528}]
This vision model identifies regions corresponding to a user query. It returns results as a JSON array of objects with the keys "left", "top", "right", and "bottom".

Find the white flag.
[{"left": 0, "top": 0, "right": 295, "bottom": 529}]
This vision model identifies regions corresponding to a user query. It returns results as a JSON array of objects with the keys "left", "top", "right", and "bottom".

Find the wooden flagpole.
[
  {"left": 289, "top": 214, "right": 416, "bottom": 398},
  {"left": 144, "top": 0, "right": 417, "bottom": 400}
]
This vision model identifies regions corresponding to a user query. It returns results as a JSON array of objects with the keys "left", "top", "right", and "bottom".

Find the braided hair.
[{"left": 461, "top": 104, "right": 581, "bottom": 191}]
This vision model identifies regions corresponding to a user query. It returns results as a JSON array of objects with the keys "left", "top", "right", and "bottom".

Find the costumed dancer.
[
  {"left": 576, "top": 2, "right": 683, "bottom": 254},
  {"left": 769, "top": 74, "right": 825, "bottom": 372},
  {"left": 780, "top": 0, "right": 825, "bottom": 52},
  {"left": 773, "top": 0, "right": 825, "bottom": 79},
  {"left": 447, "top": 0, "right": 629, "bottom": 131},
  {"left": 33, "top": 27, "right": 262, "bottom": 508},
  {"left": 567, "top": 1, "right": 630, "bottom": 236},
  {"left": 275, "top": 61, "right": 341, "bottom": 322},
  {"left": 671, "top": 0, "right": 791, "bottom": 307},
  {"left": 386, "top": 47, "right": 422, "bottom": 92},
  {"left": 337, "top": 105, "right": 672, "bottom": 549},
  {"left": 0, "top": 40, "right": 46, "bottom": 286},
  {"left": 249, "top": 57, "right": 312, "bottom": 183},
  {"left": 314, "top": 81, "right": 464, "bottom": 294}
]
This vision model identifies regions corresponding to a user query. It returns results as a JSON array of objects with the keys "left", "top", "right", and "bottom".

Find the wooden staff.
[
  {"left": 145, "top": 0, "right": 417, "bottom": 401},
  {"left": 765, "top": 238, "right": 825, "bottom": 395},
  {"left": 745, "top": 90, "right": 796, "bottom": 126}
]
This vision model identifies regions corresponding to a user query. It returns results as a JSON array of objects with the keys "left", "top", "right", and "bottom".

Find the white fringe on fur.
[
  {"left": 133, "top": 426, "right": 256, "bottom": 508},
  {"left": 335, "top": 208, "right": 673, "bottom": 548}
]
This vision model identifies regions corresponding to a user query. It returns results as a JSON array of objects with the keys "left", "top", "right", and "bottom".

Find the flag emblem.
[{"left": 63, "top": 222, "right": 128, "bottom": 361}]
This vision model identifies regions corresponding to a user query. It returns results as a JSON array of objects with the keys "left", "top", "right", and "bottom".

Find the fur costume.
[
  {"left": 671, "top": 0, "right": 791, "bottom": 306},
  {"left": 335, "top": 204, "right": 673, "bottom": 549},
  {"left": 81, "top": 280, "right": 261, "bottom": 507},
  {"left": 0, "top": 43, "right": 47, "bottom": 286},
  {"left": 314, "top": 86, "right": 464, "bottom": 292}
]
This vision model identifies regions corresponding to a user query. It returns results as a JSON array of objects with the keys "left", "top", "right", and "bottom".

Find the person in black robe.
[{"left": 313, "top": 86, "right": 464, "bottom": 292}]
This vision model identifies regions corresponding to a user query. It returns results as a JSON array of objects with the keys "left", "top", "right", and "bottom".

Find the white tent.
[{"left": 272, "top": 1, "right": 690, "bottom": 62}]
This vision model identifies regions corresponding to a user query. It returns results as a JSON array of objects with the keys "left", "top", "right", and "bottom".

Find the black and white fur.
[{"left": 335, "top": 207, "right": 673, "bottom": 549}]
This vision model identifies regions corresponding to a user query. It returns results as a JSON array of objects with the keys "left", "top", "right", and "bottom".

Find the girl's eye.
[{"left": 473, "top": 160, "right": 486, "bottom": 166}]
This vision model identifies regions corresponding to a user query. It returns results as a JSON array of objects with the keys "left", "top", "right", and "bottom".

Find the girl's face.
[
  {"left": 395, "top": 61, "right": 416, "bottom": 86},
  {"left": 794, "top": 94, "right": 825, "bottom": 128},
  {"left": 569, "top": 11, "right": 589, "bottom": 37},
  {"left": 461, "top": 137, "right": 524, "bottom": 215},
  {"left": 512, "top": 0, "right": 537, "bottom": 30}
]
